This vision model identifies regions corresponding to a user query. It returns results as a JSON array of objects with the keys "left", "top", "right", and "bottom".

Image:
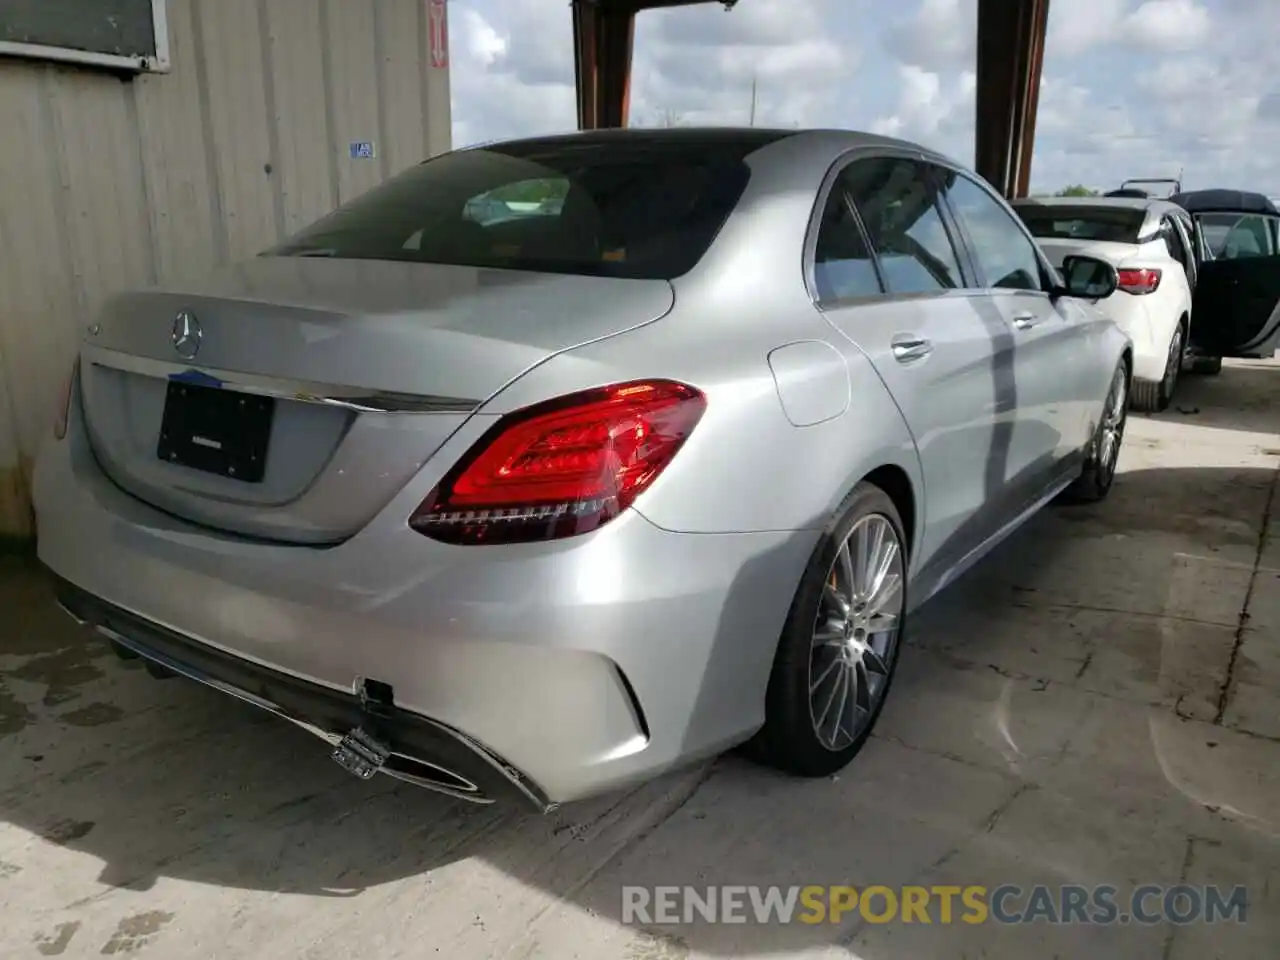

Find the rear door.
[
  {"left": 1190, "top": 211, "right": 1280, "bottom": 357},
  {"left": 934, "top": 166, "right": 1089, "bottom": 496},
  {"left": 813, "top": 153, "right": 1015, "bottom": 578}
]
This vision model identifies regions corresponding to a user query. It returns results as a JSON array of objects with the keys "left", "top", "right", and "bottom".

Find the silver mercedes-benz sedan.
[{"left": 35, "top": 128, "right": 1131, "bottom": 811}]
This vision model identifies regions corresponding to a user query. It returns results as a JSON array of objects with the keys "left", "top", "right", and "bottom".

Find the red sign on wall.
[{"left": 428, "top": 0, "right": 449, "bottom": 69}]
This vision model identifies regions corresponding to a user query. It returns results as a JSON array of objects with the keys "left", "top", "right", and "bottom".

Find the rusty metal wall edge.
[{"left": 0, "top": 535, "right": 36, "bottom": 555}]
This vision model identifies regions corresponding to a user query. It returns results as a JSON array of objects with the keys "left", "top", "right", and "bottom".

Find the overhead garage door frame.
[{"left": 0, "top": 0, "right": 171, "bottom": 74}]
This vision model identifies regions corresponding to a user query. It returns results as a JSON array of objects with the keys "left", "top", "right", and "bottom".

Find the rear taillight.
[
  {"left": 410, "top": 380, "right": 706, "bottom": 545},
  {"left": 53, "top": 357, "right": 79, "bottom": 440},
  {"left": 1116, "top": 267, "right": 1161, "bottom": 295}
]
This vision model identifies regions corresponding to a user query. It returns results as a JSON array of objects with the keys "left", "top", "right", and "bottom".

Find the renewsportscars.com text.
[{"left": 621, "top": 884, "right": 1248, "bottom": 926}]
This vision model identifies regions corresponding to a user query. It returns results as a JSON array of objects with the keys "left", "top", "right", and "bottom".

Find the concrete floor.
[{"left": 2, "top": 360, "right": 1277, "bottom": 960}]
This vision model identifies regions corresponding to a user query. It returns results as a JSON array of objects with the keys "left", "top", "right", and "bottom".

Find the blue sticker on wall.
[{"left": 349, "top": 141, "right": 377, "bottom": 160}]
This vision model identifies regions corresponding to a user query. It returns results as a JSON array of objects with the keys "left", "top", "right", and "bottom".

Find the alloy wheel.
[
  {"left": 1162, "top": 326, "right": 1183, "bottom": 400},
  {"left": 807, "top": 514, "right": 905, "bottom": 751},
  {"left": 1097, "top": 366, "right": 1128, "bottom": 483}
]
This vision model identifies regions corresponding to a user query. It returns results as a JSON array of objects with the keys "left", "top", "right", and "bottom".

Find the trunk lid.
[{"left": 80, "top": 257, "right": 674, "bottom": 544}]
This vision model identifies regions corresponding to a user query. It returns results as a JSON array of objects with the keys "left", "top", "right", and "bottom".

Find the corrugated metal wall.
[{"left": 0, "top": 0, "right": 452, "bottom": 541}]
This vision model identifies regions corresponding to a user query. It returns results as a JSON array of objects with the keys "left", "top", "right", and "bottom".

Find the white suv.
[{"left": 1013, "top": 197, "right": 1195, "bottom": 411}]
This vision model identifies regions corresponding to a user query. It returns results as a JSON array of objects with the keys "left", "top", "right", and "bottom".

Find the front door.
[
  {"left": 1191, "top": 212, "right": 1280, "bottom": 357},
  {"left": 814, "top": 154, "right": 1017, "bottom": 583},
  {"left": 933, "top": 166, "right": 1091, "bottom": 496}
]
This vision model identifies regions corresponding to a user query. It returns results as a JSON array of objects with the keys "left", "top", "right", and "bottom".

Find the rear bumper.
[
  {"left": 34, "top": 399, "right": 815, "bottom": 805},
  {"left": 53, "top": 575, "right": 551, "bottom": 810},
  {"left": 1105, "top": 294, "right": 1172, "bottom": 382}
]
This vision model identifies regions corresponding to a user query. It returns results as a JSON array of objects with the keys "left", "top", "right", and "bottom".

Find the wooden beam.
[
  {"left": 975, "top": 0, "right": 1051, "bottom": 198},
  {"left": 572, "top": 1, "right": 636, "bottom": 129},
  {"left": 572, "top": 0, "right": 737, "bottom": 130}
]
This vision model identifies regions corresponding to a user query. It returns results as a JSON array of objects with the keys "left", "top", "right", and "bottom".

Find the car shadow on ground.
[
  {"left": 2, "top": 440, "right": 1276, "bottom": 956},
  {"left": 1155, "top": 360, "right": 1279, "bottom": 436}
]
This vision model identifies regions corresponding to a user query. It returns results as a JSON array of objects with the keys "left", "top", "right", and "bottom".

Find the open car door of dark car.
[
  {"left": 1175, "top": 190, "right": 1280, "bottom": 358},
  {"left": 1191, "top": 254, "right": 1280, "bottom": 357}
]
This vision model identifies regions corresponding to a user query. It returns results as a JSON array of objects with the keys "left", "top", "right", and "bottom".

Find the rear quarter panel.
[
  {"left": 477, "top": 132, "right": 922, "bottom": 551},
  {"left": 484, "top": 287, "right": 922, "bottom": 548},
  {"left": 1130, "top": 242, "right": 1191, "bottom": 362}
]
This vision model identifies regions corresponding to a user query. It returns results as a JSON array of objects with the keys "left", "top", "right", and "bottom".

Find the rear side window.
[
  {"left": 813, "top": 187, "right": 882, "bottom": 302},
  {"left": 1014, "top": 204, "right": 1147, "bottom": 243},
  {"left": 266, "top": 139, "right": 762, "bottom": 280},
  {"left": 842, "top": 158, "right": 965, "bottom": 295}
]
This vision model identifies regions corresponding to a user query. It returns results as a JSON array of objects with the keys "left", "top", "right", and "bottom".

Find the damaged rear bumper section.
[{"left": 52, "top": 575, "right": 557, "bottom": 814}]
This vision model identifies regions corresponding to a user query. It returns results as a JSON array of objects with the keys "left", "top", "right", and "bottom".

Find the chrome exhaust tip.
[{"left": 329, "top": 727, "right": 494, "bottom": 803}]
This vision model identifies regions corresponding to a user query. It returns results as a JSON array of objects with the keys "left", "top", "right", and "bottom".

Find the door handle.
[
  {"left": 891, "top": 336, "right": 933, "bottom": 363},
  {"left": 1011, "top": 313, "right": 1040, "bottom": 330}
]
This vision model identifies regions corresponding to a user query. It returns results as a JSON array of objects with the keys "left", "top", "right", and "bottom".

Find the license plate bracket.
[
  {"left": 331, "top": 728, "right": 391, "bottom": 780},
  {"left": 156, "top": 381, "right": 275, "bottom": 483}
]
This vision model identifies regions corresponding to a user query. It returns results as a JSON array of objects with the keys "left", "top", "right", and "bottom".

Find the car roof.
[
  {"left": 1011, "top": 195, "right": 1183, "bottom": 215},
  {"left": 471, "top": 126, "right": 799, "bottom": 154},
  {"left": 1170, "top": 189, "right": 1280, "bottom": 215},
  {"left": 460, "top": 126, "right": 963, "bottom": 168}
]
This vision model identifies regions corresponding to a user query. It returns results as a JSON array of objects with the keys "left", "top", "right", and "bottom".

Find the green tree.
[{"left": 1056, "top": 184, "right": 1098, "bottom": 197}]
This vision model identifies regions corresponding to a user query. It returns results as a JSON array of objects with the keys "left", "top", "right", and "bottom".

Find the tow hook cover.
[{"left": 331, "top": 728, "right": 391, "bottom": 780}]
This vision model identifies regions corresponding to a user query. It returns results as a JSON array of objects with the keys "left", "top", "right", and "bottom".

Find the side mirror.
[{"left": 1058, "top": 255, "right": 1118, "bottom": 300}]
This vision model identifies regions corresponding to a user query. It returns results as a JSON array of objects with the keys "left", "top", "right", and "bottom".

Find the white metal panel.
[
  {"left": 132, "top": 0, "right": 220, "bottom": 285},
  {"left": 377, "top": 0, "right": 428, "bottom": 177},
  {"left": 325, "top": 0, "right": 383, "bottom": 205},
  {"left": 0, "top": 64, "right": 78, "bottom": 535},
  {"left": 194, "top": 0, "right": 279, "bottom": 260},
  {"left": 45, "top": 70, "right": 157, "bottom": 314},
  {"left": 263, "top": 0, "right": 337, "bottom": 234},
  {"left": 0, "top": 0, "right": 453, "bottom": 539}
]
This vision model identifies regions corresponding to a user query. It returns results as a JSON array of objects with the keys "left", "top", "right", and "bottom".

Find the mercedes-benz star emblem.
[{"left": 171, "top": 311, "right": 202, "bottom": 360}]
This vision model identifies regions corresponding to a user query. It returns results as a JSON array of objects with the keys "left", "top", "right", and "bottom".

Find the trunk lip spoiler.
[{"left": 81, "top": 343, "right": 481, "bottom": 415}]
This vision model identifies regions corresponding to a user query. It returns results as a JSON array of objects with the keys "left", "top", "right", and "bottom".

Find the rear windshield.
[
  {"left": 1013, "top": 205, "right": 1147, "bottom": 243},
  {"left": 265, "top": 138, "right": 762, "bottom": 280}
]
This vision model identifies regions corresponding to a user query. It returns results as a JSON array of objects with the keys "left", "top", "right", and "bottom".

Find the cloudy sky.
[{"left": 447, "top": 0, "right": 1279, "bottom": 196}]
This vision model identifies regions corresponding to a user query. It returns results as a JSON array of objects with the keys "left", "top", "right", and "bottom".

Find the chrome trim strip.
[
  {"left": 56, "top": 589, "right": 554, "bottom": 811},
  {"left": 56, "top": 600, "right": 88, "bottom": 626},
  {"left": 82, "top": 344, "right": 480, "bottom": 414},
  {"left": 97, "top": 623, "right": 341, "bottom": 745},
  {"left": 88, "top": 619, "right": 551, "bottom": 810},
  {"left": 97, "top": 624, "right": 500, "bottom": 806},
  {"left": 381, "top": 757, "right": 492, "bottom": 804},
  {"left": 451, "top": 729, "right": 560, "bottom": 814}
]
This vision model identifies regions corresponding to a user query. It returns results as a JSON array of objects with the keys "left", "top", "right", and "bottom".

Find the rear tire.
[
  {"left": 1128, "top": 379, "right": 1162, "bottom": 413},
  {"left": 1130, "top": 321, "right": 1184, "bottom": 413},
  {"left": 752, "top": 482, "right": 907, "bottom": 778},
  {"left": 1060, "top": 359, "right": 1129, "bottom": 505}
]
